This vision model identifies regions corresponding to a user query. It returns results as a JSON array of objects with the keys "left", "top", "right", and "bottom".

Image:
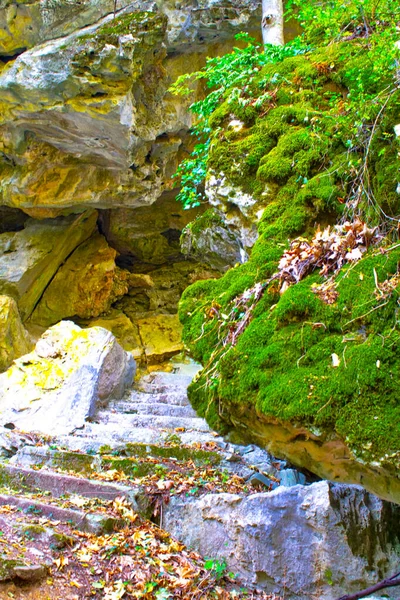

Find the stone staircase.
[
  {"left": 0, "top": 362, "right": 398, "bottom": 600},
  {"left": 0, "top": 361, "right": 304, "bottom": 596}
]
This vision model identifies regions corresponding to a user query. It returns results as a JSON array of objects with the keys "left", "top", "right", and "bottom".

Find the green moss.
[
  {"left": 123, "top": 442, "right": 221, "bottom": 465},
  {"left": 179, "top": 34, "right": 400, "bottom": 470},
  {"left": 182, "top": 243, "right": 400, "bottom": 463},
  {"left": 20, "top": 524, "right": 46, "bottom": 539},
  {"left": 52, "top": 452, "right": 95, "bottom": 475},
  {"left": 186, "top": 210, "right": 224, "bottom": 238}
]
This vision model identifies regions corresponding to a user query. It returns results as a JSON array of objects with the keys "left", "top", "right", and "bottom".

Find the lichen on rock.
[{"left": 0, "top": 321, "right": 135, "bottom": 435}]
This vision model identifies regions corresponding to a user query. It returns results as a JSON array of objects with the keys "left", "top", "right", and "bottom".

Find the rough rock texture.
[
  {"left": 80, "top": 310, "right": 183, "bottom": 364},
  {"left": 0, "top": 9, "right": 180, "bottom": 213},
  {"left": 0, "top": 321, "right": 135, "bottom": 435},
  {"left": 180, "top": 209, "right": 247, "bottom": 271},
  {"left": 136, "top": 314, "right": 183, "bottom": 364},
  {"left": 114, "top": 261, "right": 219, "bottom": 320},
  {"left": 78, "top": 309, "right": 143, "bottom": 360},
  {"left": 0, "top": 0, "right": 134, "bottom": 57},
  {"left": 0, "top": 295, "right": 32, "bottom": 373},
  {"left": 0, "top": 0, "right": 262, "bottom": 58},
  {"left": 0, "top": 2, "right": 266, "bottom": 216},
  {"left": 227, "top": 407, "right": 400, "bottom": 507},
  {"left": 31, "top": 233, "right": 130, "bottom": 327},
  {"left": 101, "top": 192, "right": 203, "bottom": 267},
  {"left": 206, "top": 172, "right": 277, "bottom": 250},
  {"left": 0, "top": 211, "right": 97, "bottom": 320},
  {"left": 164, "top": 481, "right": 400, "bottom": 600}
]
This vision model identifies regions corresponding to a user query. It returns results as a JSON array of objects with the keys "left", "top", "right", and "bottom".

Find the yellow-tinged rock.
[
  {"left": 137, "top": 314, "right": 183, "bottom": 364},
  {"left": 0, "top": 320, "right": 135, "bottom": 435},
  {"left": 0, "top": 210, "right": 97, "bottom": 321},
  {"left": 31, "top": 234, "right": 130, "bottom": 327},
  {"left": 79, "top": 309, "right": 143, "bottom": 361},
  {"left": 0, "top": 295, "right": 33, "bottom": 373}
]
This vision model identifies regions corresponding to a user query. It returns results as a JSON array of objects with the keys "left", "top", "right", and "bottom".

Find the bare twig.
[
  {"left": 342, "top": 300, "right": 389, "bottom": 328},
  {"left": 336, "top": 571, "right": 400, "bottom": 600}
]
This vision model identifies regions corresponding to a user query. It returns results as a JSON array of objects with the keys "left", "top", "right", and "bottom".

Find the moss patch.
[{"left": 179, "top": 38, "right": 400, "bottom": 470}]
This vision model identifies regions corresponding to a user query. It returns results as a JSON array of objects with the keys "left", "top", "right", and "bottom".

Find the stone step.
[
  {"left": 10, "top": 444, "right": 222, "bottom": 477},
  {"left": 0, "top": 493, "right": 125, "bottom": 534},
  {"left": 94, "top": 411, "right": 210, "bottom": 432},
  {"left": 69, "top": 425, "right": 224, "bottom": 448},
  {"left": 123, "top": 391, "right": 191, "bottom": 406},
  {"left": 108, "top": 401, "right": 198, "bottom": 418},
  {"left": 0, "top": 464, "right": 149, "bottom": 515},
  {"left": 135, "top": 382, "right": 192, "bottom": 395},
  {"left": 140, "top": 372, "right": 194, "bottom": 388}
]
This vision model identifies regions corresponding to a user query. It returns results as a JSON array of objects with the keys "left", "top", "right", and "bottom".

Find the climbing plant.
[
  {"left": 172, "top": 0, "right": 400, "bottom": 228},
  {"left": 170, "top": 33, "right": 305, "bottom": 209}
]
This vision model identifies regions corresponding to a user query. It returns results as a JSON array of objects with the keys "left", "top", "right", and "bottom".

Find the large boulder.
[
  {"left": 0, "top": 9, "right": 176, "bottom": 212},
  {"left": 0, "top": 2, "right": 266, "bottom": 215},
  {"left": 0, "top": 211, "right": 97, "bottom": 321},
  {"left": 0, "top": 321, "right": 135, "bottom": 435},
  {"left": 164, "top": 481, "right": 400, "bottom": 600},
  {"left": 0, "top": 295, "right": 32, "bottom": 372},
  {"left": 31, "top": 233, "right": 130, "bottom": 327}
]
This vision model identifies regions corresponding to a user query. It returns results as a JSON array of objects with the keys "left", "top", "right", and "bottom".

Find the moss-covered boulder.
[
  {"left": 179, "top": 41, "right": 400, "bottom": 503},
  {"left": 31, "top": 233, "right": 130, "bottom": 327},
  {"left": 0, "top": 295, "right": 32, "bottom": 372},
  {"left": 0, "top": 211, "right": 97, "bottom": 321}
]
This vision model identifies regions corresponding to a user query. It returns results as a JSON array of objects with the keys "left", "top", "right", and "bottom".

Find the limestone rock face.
[
  {"left": 206, "top": 172, "right": 278, "bottom": 250},
  {"left": 101, "top": 192, "right": 202, "bottom": 266},
  {"left": 0, "top": 0, "right": 261, "bottom": 58},
  {"left": 0, "top": 0, "right": 133, "bottom": 57},
  {"left": 180, "top": 210, "right": 246, "bottom": 271},
  {"left": 137, "top": 314, "right": 183, "bottom": 364},
  {"left": 79, "top": 309, "right": 143, "bottom": 360},
  {"left": 0, "top": 3, "right": 264, "bottom": 215},
  {"left": 0, "top": 321, "right": 135, "bottom": 435},
  {"left": 0, "top": 295, "right": 32, "bottom": 373},
  {"left": 31, "top": 233, "right": 130, "bottom": 327},
  {"left": 0, "top": 9, "right": 178, "bottom": 212},
  {"left": 164, "top": 481, "right": 400, "bottom": 600},
  {"left": 0, "top": 211, "right": 97, "bottom": 321}
]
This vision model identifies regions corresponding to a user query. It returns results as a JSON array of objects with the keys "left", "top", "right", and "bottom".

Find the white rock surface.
[
  {"left": 164, "top": 481, "right": 400, "bottom": 599},
  {"left": 0, "top": 321, "right": 135, "bottom": 435}
]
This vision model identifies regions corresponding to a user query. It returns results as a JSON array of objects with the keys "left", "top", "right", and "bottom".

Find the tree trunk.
[{"left": 262, "top": 0, "right": 284, "bottom": 45}]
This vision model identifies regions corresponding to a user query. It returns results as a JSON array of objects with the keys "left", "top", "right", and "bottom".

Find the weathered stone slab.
[
  {"left": 137, "top": 314, "right": 183, "bottom": 364},
  {"left": 0, "top": 211, "right": 97, "bottom": 321},
  {"left": 0, "top": 295, "right": 32, "bottom": 372},
  {"left": 31, "top": 234, "right": 130, "bottom": 327},
  {"left": 164, "top": 481, "right": 400, "bottom": 600},
  {"left": 0, "top": 321, "right": 135, "bottom": 435}
]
